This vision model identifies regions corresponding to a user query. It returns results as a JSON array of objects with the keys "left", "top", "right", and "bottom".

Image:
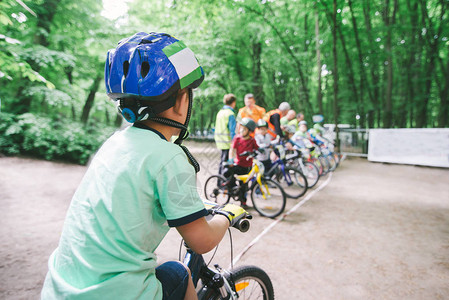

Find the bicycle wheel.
[
  {"left": 275, "top": 167, "right": 308, "bottom": 198},
  {"left": 326, "top": 155, "right": 337, "bottom": 172},
  {"left": 204, "top": 175, "right": 230, "bottom": 205},
  {"left": 333, "top": 152, "right": 340, "bottom": 166},
  {"left": 229, "top": 265, "right": 274, "bottom": 300},
  {"left": 199, "top": 265, "right": 274, "bottom": 300},
  {"left": 250, "top": 178, "right": 286, "bottom": 218},
  {"left": 311, "top": 158, "right": 324, "bottom": 176},
  {"left": 318, "top": 156, "right": 330, "bottom": 175},
  {"left": 302, "top": 162, "right": 320, "bottom": 188}
]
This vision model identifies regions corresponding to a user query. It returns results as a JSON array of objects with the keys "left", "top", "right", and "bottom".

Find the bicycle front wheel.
[
  {"left": 204, "top": 175, "right": 230, "bottom": 205},
  {"left": 318, "top": 156, "right": 330, "bottom": 175},
  {"left": 275, "top": 167, "right": 308, "bottom": 198},
  {"left": 199, "top": 265, "right": 274, "bottom": 300},
  {"left": 250, "top": 178, "right": 286, "bottom": 218},
  {"left": 326, "top": 154, "right": 337, "bottom": 172},
  {"left": 302, "top": 162, "right": 320, "bottom": 188},
  {"left": 229, "top": 265, "right": 274, "bottom": 300}
]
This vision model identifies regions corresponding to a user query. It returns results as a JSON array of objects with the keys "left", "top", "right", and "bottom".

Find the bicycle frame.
[
  {"left": 265, "top": 145, "right": 294, "bottom": 186},
  {"left": 184, "top": 248, "right": 238, "bottom": 299},
  {"left": 234, "top": 158, "right": 270, "bottom": 200}
]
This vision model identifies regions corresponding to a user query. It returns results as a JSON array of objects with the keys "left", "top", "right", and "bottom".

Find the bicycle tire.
[
  {"left": 333, "top": 152, "right": 340, "bottom": 167},
  {"left": 311, "top": 157, "right": 324, "bottom": 176},
  {"left": 275, "top": 167, "right": 308, "bottom": 198},
  {"left": 318, "top": 156, "right": 330, "bottom": 175},
  {"left": 204, "top": 174, "right": 231, "bottom": 205},
  {"left": 326, "top": 155, "right": 337, "bottom": 172},
  {"left": 250, "top": 178, "right": 286, "bottom": 218},
  {"left": 302, "top": 162, "right": 320, "bottom": 188},
  {"left": 199, "top": 265, "right": 274, "bottom": 300}
]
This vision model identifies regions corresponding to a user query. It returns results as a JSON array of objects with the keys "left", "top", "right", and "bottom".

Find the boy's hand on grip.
[{"left": 210, "top": 203, "right": 252, "bottom": 228}]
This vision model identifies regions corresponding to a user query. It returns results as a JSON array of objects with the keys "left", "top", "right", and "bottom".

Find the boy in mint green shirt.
[{"left": 41, "top": 32, "right": 248, "bottom": 300}]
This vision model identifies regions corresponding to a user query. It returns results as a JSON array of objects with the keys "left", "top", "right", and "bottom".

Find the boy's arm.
[
  {"left": 229, "top": 137, "right": 237, "bottom": 160},
  {"left": 229, "top": 146, "right": 235, "bottom": 161},
  {"left": 176, "top": 215, "right": 229, "bottom": 254}
]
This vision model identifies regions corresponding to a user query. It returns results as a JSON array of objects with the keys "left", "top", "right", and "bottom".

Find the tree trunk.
[
  {"left": 363, "top": 1, "right": 380, "bottom": 128},
  {"left": 332, "top": 0, "right": 340, "bottom": 149},
  {"left": 322, "top": 1, "right": 361, "bottom": 126},
  {"left": 81, "top": 75, "right": 102, "bottom": 124},
  {"left": 232, "top": 48, "right": 245, "bottom": 83},
  {"left": 416, "top": 0, "right": 445, "bottom": 127},
  {"left": 382, "top": 0, "right": 398, "bottom": 128},
  {"left": 315, "top": 10, "right": 323, "bottom": 115},
  {"left": 348, "top": 0, "right": 373, "bottom": 128},
  {"left": 438, "top": 59, "right": 449, "bottom": 127},
  {"left": 404, "top": 0, "right": 420, "bottom": 128},
  {"left": 33, "top": 0, "right": 62, "bottom": 46},
  {"left": 252, "top": 41, "right": 265, "bottom": 107}
]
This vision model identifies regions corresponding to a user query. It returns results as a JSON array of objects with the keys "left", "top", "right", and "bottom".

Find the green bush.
[{"left": 0, "top": 112, "right": 116, "bottom": 165}]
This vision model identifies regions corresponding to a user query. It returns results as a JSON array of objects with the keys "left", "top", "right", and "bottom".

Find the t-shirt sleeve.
[
  {"left": 228, "top": 115, "right": 236, "bottom": 141},
  {"left": 156, "top": 153, "right": 207, "bottom": 227}
]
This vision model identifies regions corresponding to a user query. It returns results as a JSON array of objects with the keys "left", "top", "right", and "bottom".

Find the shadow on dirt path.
[{"left": 1, "top": 153, "right": 448, "bottom": 299}]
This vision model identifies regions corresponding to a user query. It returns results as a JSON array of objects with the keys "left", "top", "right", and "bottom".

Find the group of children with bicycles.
[{"left": 214, "top": 92, "right": 333, "bottom": 208}]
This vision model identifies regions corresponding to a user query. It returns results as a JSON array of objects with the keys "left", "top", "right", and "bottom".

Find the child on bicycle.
[
  {"left": 226, "top": 117, "right": 259, "bottom": 207},
  {"left": 255, "top": 119, "right": 274, "bottom": 171},
  {"left": 41, "top": 32, "right": 249, "bottom": 300}
]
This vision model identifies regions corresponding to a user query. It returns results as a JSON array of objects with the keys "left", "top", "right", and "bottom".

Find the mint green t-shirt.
[{"left": 41, "top": 126, "right": 207, "bottom": 300}]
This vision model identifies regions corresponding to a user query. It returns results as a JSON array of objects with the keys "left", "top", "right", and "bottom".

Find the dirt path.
[{"left": 1, "top": 148, "right": 448, "bottom": 299}]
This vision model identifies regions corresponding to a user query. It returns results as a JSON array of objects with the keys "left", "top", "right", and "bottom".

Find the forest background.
[{"left": 1, "top": 0, "right": 448, "bottom": 164}]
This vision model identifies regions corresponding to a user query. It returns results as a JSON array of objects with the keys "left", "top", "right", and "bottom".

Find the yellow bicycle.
[{"left": 204, "top": 151, "right": 286, "bottom": 218}]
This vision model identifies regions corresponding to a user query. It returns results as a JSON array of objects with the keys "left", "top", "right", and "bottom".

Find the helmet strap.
[
  {"left": 174, "top": 89, "right": 200, "bottom": 173},
  {"left": 148, "top": 88, "right": 200, "bottom": 173}
]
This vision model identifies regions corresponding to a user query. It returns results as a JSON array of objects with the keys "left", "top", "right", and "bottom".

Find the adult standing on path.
[
  {"left": 264, "top": 102, "right": 291, "bottom": 138},
  {"left": 214, "top": 93, "right": 237, "bottom": 175},
  {"left": 236, "top": 94, "right": 266, "bottom": 136}
]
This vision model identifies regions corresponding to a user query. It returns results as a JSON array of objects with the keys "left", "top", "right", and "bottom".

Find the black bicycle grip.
[{"left": 234, "top": 218, "right": 250, "bottom": 233}]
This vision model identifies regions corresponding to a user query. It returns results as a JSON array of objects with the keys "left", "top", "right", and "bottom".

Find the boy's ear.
[{"left": 172, "top": 89, "right": 188, "bottom": 114}]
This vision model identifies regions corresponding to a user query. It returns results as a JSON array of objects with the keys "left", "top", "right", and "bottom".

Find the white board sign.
[{"left": 368, "top": 128, "right": 449, "bottom": 168}]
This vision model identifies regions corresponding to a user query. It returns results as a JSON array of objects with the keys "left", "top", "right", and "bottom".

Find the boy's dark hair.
[{"left": 223, "top": 93, "right": 237, "bottom": 105}]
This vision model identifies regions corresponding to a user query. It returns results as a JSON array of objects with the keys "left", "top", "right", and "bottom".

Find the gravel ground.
[{"left": 0, "top": 142, "right": 448, "bottom": 300}]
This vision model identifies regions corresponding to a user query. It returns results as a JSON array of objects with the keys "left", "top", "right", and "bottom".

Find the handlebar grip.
[{"left": 233, "top": 218, "right": 250, "bottom": 233}]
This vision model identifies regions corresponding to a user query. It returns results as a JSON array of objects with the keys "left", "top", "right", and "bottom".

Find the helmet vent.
[
  {"left": 123, "top": 61, "right": 130, "bottom": 77},
  {"left": 141, "top": 61, "right": 150, "bottom": 78}
]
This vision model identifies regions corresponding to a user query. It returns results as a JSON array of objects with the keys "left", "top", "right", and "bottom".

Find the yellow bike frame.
[{"left": 235, "top": 158, "right": 271, "bottom": 199}]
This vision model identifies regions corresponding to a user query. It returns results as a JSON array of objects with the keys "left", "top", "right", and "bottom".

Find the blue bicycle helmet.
[
  {"left": 105, "top": 32, "right": 204, "bottom": 122},
  {"left": 105, "top": 32, "right": 205, "bottom": 173}
]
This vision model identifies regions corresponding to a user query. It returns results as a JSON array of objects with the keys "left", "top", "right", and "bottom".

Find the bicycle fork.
[
  {"left": 184, "top": 249, "right": 238, "bottom": 299},
  {"left": 256, "top": 173, "right": 270, "bottom": 199}
]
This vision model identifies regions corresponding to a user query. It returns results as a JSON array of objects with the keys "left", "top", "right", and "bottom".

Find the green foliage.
[
  {"left": 0, "top": 0, "right": 448, "bottom": 166},
  {"left": 0, "top": 112, "right": 116, "bottom": 164}
]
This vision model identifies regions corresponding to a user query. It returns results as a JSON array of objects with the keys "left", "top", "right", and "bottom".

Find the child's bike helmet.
[
  {"left": 257, "top": 119, "right": 268, "bottom": 128},
  {"left": 240, "top": 118, "right": 257, "bottom": 132},
  {"left": 105, "top": 31, "right": 204, "bottom": 123}
]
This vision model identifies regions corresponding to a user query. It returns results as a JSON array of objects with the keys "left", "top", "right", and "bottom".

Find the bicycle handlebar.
[
  {"left": 239, "top": 150, "right": 260, "bottom": 158},
  {"left": 234, "top": 218, "right": 250, "bottom": 232}
]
